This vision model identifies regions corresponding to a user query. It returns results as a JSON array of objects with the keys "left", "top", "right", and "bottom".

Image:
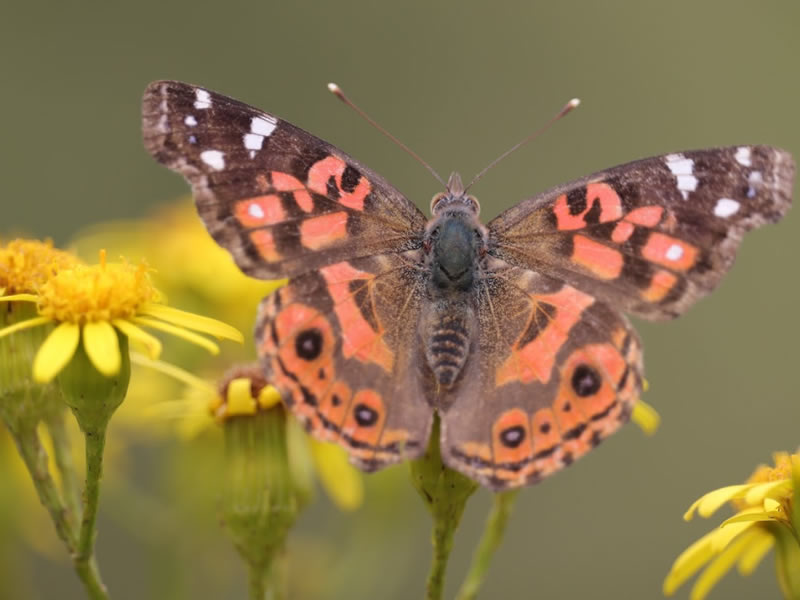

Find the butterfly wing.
[
  {"left": 142, "top": 81, "right": 434, "bottom": 466},
  {"left": 440, "top": 259, "right": 643, "bottom": 490},
  {"left": 488, "top": 146, "right": 794, "bottom": 319},
  {"left": 142, "top": 80, "right": 427, "bottom": 279},
  {"left": 256, "top": 253, "right": 433, "bottom": 468}
]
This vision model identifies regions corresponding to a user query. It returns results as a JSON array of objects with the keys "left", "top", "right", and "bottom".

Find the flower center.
[{"left": 37, "top": 253, "right": 159, "bottom": 324}]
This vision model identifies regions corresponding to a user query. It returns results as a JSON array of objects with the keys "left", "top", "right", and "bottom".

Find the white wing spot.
[
  {"left": 184, "top": 115, "right": 198, "bottom": 126},
  {"left": 714, "top": 198, "right": 740, "bottom": 218},
  {"left": 194, "top": 89, "right": 212, "bottom": 110},
  {"left": 244, "top": 133, "right": 264, "bottom": 151},
  {"left": 200, "top": 150, "right": 225, "bottom": 170},
  {"left": 747, "top": 171, "right": 763, "bottom": 198},
  {"left": 251, "top": 115, "right": 277, "bottom": 136},
  {"left": 735, "top": 147, "right": 752, "bottom": 167},
  {"left": 248, "top": 203, "right": 265, "bottom": 219},
  {"left": 665, "top": 244, "right": 684, "bottom": 261},
  {"left": 665, "top": 154, "right": 698, "bottom": 199}
]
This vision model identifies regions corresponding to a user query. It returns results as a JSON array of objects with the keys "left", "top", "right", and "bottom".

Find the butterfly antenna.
[
  {"left": 463, "top": 97, "right": 581, "bottom": 194},
  {"left": 328, "top": 83, "right": 448, "bottom": 190}
]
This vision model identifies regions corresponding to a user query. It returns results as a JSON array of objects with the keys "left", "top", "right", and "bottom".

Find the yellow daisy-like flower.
[
  {"left": 0, "top": 238, "right": 80, "bottom": 295},
  {"left": 144, "top": 358, "right": 364, "bottom": 511},
  {"left": 0, "top": 250, "right": 243, "bottom": 383},
  {"left": 664, "top": 450, "right": 800, "bottom": 600}
]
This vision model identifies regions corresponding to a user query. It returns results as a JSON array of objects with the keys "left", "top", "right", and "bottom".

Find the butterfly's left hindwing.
[
  {"left": 489, "top": 146, "right": 794, "bottom": 320},
  {"left": 255, "top": 252, "right": 434, "bottom": 469},
  {"left": 142, "top": 81, "right": 427, "bottom": 279}
]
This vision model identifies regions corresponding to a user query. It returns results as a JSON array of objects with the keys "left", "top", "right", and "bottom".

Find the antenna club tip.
[
  {"left": 567, "top": 98, "right": 581, "bottom": 109},
  {"left": 327, "top": 82, "right": 341, "bottom": 93}
]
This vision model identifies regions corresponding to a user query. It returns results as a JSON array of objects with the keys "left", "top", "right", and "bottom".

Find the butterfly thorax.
[{"left": 421, "top": 176, "right": 488, "bottom": 392}]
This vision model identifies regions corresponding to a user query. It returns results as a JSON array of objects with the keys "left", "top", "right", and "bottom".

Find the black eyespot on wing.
[
  {"left": 354, "top": 403, "right": 379, "bottom": 427},
  {"left": 295, "top": 328, "right": 323, "bottom": 360},
  {"left": 499, "top": 425, "right": 526, "bottom": 448},
  {"left": 571, "top": 364, "right": 601, "bottom": 397}
]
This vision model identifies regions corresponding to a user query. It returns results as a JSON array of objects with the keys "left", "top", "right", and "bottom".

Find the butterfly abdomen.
[{"left": 422, "top": 309, "right": 474, "bottom": 390}]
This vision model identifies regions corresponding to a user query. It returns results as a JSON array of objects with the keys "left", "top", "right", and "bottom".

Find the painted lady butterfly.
[{"left": 142, "top": 81, "right": 794, "bottom": 490}]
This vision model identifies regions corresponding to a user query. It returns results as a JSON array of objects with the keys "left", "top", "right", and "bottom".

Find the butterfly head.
[{"left": 430, "top": 172, "right": 481, "bottom": 216}]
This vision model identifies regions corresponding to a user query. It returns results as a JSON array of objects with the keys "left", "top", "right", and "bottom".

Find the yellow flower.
[
  {"left": 664, "top": 451, "right": 800, "bottom": 600},
  {"left": 0, "top": 249, "right": 243, "bottom": 383},
  {"left": 71, "top": 199, "right": 285, "bottom": 333},
  {"left": 0, "top": 238, "right": 80, "bottom": 295},
  {"left": 146, "top": 359, "right": 364, "bottom": 511}
]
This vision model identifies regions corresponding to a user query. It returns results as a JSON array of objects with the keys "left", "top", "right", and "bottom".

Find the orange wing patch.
[
  {"left": 572, "top": 235, "right": 624, "bottom": 280},
  {"left": 307, "top": 156, "right": 372, "bottom": 211},
  {"left": 249, "top": 229, "right": 281, "bottom": 261},
  {"left": 271, "top": 171, "right": 314, "bottom": 212},
  {"left": 553, "top": 182, "right": 623, "bottom": 230},
  {"left": 641, "top": 269, "right": 679, "bottom": 302},
  {"left": 235, "top": 195, "right": 286, "bottom": 227},
  {"left": 319, "top": 262, "right": 394, "bottom": 372},
  {"left": 299, "top": 212, "right": 349, "bottom": 250},
  {"left": 641, "top": 232, "right": 698, "bottom": 271},
  {"left": 496, "top": 285, "right": 595, "bottom": 387}
]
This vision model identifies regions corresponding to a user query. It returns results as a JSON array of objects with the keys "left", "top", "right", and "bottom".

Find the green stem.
[
  {"left": 411, "top": 417, "right": 478, "bottom": 600},
  {"left": 12, "top": 425, "right": 78, "bottom": 551},
  {"left": 11, "top": 424, "right": 109, "bottom": 599},
  {"left": 46, "top": 407, "right": 82, "bottom": 521},
  {"left": 456, "top": 490, "right": 520, "bottom": 600},
  {"left": 74, "top": 424, "right": 110, "bottom": 600},
  {"left": 427, "top": 511, "right": 458, "bottom": 600},
  {"left": 248, "top": 563, "right": 267, "bottom": 600}
]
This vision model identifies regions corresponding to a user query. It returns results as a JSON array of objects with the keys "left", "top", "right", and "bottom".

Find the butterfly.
[{"left": 141, "top": 80, "right": 794, "bottom": 490}]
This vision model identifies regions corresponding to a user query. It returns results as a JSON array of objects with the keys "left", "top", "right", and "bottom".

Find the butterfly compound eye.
[{"left": 430, "top": 193, "right": 447, "bottom": 214}]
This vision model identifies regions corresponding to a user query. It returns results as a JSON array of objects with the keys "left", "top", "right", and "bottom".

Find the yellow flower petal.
[
  {"left": 132, "top": 316, "right": 220, "bottom": 355},
  {"left": 82, "top": 321, "right": 121, "bottom": 376},
  {"left": 33, "top": 322, "right": 80, "bottom": 383},
  {"left": 736, "top": 528, "right": 774, "bottom": 575},
  {"left": 0, "top": 315, "right": 52, "bottom": 339},
  {"left": 0, "top": 293, "right": 39, "bottom": 303},
  {"left": 257, "top": 385, "right": 282, "bottom": 410},
  {"left": 743, "top": 479, "right": 791, "bottom": 505},
  {"left": 140, "top": 303, "right": 243, "bottom": 342},
  {"left": 664, "top": 520, "right": 756, "bottom": 594},
  {"left": 309, "top": 439, "right": 364, "bottom": 511},
  {"left": 113, "top": 319, "right": 162, "bottom": 359},
  {"left": 684, "top": 484, "right": 752, "bottom": 520},
  {"left": 720, "top": 511, "right": 779, "bottom": 528},
  {"left": 690, "top": 528, "right": 762, "bottom": 600},
  {"left": 227, "top": 378, "right": 257, "bottom": 416},
  {"left": 631, "top": 399, "right": 660, "bottom": 435}
]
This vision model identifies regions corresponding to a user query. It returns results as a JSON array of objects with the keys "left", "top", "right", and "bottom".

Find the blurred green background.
[{"left": 2, "top": 1, "right": 799, "bottom": 599}]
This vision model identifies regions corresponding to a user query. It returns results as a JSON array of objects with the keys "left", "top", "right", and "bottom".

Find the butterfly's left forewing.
[{"left": 142, "top": 80, "right": 427, "bottom": 279}]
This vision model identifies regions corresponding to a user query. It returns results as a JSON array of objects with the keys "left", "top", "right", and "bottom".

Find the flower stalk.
[
  {"left": 222, "top": 403, "right": 297, "bottom": 600},
  {"left": 410, "top": 416, "right": 478, "bottom": 600},
  {"left": 456, "top": 489, "right": 520, "bottom": 600},
  {"left": 57, "top": 330, "right": 131, "bottom": 600}
]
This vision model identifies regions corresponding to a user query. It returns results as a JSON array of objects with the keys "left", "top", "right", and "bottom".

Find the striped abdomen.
[{"left": 425, "top": 315, "right": 471, "bottom": 388}]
